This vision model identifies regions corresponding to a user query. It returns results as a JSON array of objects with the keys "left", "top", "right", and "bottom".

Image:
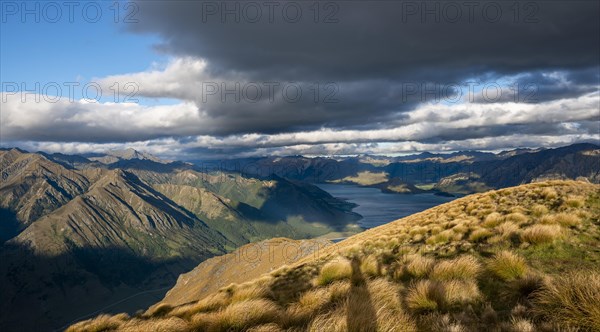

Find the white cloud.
[{"left": 2, "top": 57, "right": 598, "bottom": 158}]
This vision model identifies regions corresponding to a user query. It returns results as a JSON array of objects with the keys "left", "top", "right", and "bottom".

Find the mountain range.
[
  {"left": 0, "top": 148, "right": 359, "bottom": 331},
  {"left": 219, "top": 143, "right": 599, "bottom": 194},
  {"left": 0, "top": 143, "right": 598, "bottom": 331}
]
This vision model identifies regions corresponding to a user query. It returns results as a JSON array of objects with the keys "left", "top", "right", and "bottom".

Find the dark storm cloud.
[
  {"left": 117, "top": 0, "right": 600, "bottom": 139},
  {"left": 129, "top": 0, "right": 599, "bottom": 82},
  {"left": 2, "top": 1, "right": 598, "bottom": 158}
]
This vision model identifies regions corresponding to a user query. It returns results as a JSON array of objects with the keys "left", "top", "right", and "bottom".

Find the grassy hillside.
[
  {"left": 148, "top": 238, "right": 331, "bottom": 312},
  {"left": 68, "top": 180, "right": 600, "bottom": 331}
]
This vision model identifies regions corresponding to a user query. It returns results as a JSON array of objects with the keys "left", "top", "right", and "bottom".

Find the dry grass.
[
  {"left": 510, "top": 317, "right": 535, "bottom": 332},
  {"left": 520, "top": 224, "right": 563, "bottom": 244},
  {"left": 308, "top": 307, "right": 346, "bottom": 332},
  {"left": 553, "top": 213, "right": 581, "bottom": 228},
  {"left": 442, "top": 280, "right": 482, "bottom": 306},
  {"left": 119, "top": 317, "right": 189, "bottom": 332},
  {"left": 147, "top": 303, "right": 173, "bottom": 317},
  {"left": 316, "top": 258, "right": 353, "bottom": 286},
  {"left": 505, "top": 212, "right": 528, "bottom": 224},
  {"left": 247, "top": 323, "right": 284, "bottom": 332},
  {"left": 487, "top": 251, "right": 527, "bottom": 281},
  {"left": 360, "top": 254, "right": 380, "bottom": 277},
  {"left": 170, "top": 291, "right": 231, "bottom": 318},
  {"left": 198, "top": 299, "right": 282, "bottom": 331},
  {"left": 468, "top": 228, "right": 493, "bottom": 242},
  {"left": 532, "top": 271, "right": 600, "bottom": 331},
  {"left": 285, "top": 288, "right": 331, "bottom": 324},
  {"left": 430, "top": 256, "right": 481, "bottom": 281},
  {"left": 66, "top": 313, "right": 129, "bottom": 332},
  {"left": 540, "top": 187, "right": 558, "bottom": 200},
  {"left": 564, "top": 196, "right": 585, "bottom": 208},
  {"left": 231, "top": 282, "right": 271, "bottom": 303},
  {"left": 482, "top": 212, "right": 504, "bottom": 228},
  {"left": 403, "top": 254, "right": 434, "bottom": 279},
  {"left": 531, "top": 204, "right": 549, "bottom": 217},
  {"left": 406, "top": 280, "right": 444, "bottom": 312},
  {"left": 497, "top": 222, "right": 519, "bottom": 238}
]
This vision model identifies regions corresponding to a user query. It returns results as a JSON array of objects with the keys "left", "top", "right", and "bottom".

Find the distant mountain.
[
  {"left": 0, "top": 149, "right": 94, "bottom": 236},
  {"left": 219, "top": 143, "right": 600, "bottom": 194},
  {"left": 476, "top": 143, "right": 600, "bottom": 188},
  {"left": 0, "top": 149, "right": 360, "bottom": 331},
  {"left": 85, "top": 148, "right": 169, "bottom": 165}
]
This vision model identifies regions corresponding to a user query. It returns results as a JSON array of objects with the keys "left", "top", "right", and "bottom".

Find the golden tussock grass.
[
  {"left": 468, "top": 228, "right": 493, "bottom": 242},
  {"left": 430, "top": 256, "right": 482, "bottom": 281},
  {"left": 423, "top": 313, "right": 469, "bottom": 332},
  {"left": 285, "top": 288, "right": 331, "bottom": 325},
  {"left": 147, "top": 303, "right": 173, "bottom": 317},
  {"left": 425, "top": 229, "right": 454, "bottom": 245},
  {"left": 195, "top": 299, "right": 282, "bottom": 331},
  {"left": 564, "top": 196, "right": 585, "bottom": 208},
  {"left": 487, "top": 251, "right": 527, "bottom": 281},
  {"left": 169, "top": 291, "right": 231, "bottom": 318},
  {"left": 530, "top": 204, "right": 549, "bottom": 217},
  {"left": 360, "top": 254, "right": 380, "bottom": 277},
  {"left": 520, "top": 224, "right": 564, "bottom": 244},
  {"left": 505, "top": 212, "right": 528, "bottom": 224},
  {"left": 402, "top": 254, "right": 435, "bottom": 279},
  {"left": 308, "top": 307, "right": 346, "bottom": 332},
  {"left": 246, "top": 323, "right": 284, "bottom": 332},
  {"left": 442, "top": 280, "right": 482, "bottom": 306},
  {"left": 482, "top": 212, "right": 504, "bottom": 228},
  {"left": 532, "top": 271, "right": 600, "bottom": 331},
  {"left": 510, "top": 317, "right": 535, "bottom": 332},
  {"left": 65, "top": 313, "right": 129, "bottom": 332},
  {"left": 540, "top": 187, "right": 558, "bottom": 200},
  {"left": 406, "top": 280, "right": 444, "bottom": 313},
  {"left": 452, "top": 223, "right": 469, "bottom": 234},
  {"left": 496, "top": 222, "right": 519, "bottom": 238},
  {"left": 553, "top": 213, "right": 581, "bottom": 228},
  {"left": 316, "top": 258, "right": 353, "bottom": 286},
  {"left": 119, "top": 317, "right": 189, "bottom": 332},
  {"left": 231, "top": 282, "right": 271, "bottom": 303},
  {"left": 409, "top": 226, "right": 428, "bottom": 236}
]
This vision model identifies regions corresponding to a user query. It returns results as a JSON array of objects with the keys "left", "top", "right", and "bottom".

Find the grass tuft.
[
  {"left": 430, "top": 256, "right": 481, "bottom": 281},
  {"left": 206, "top": 299, "right": 282, "bottom": 331},
  {"left": 487, "top": 251, "right": 527, "bottom": 281},
  {"left": 316, "top": 258, "right": 353, "bottom": 286},
  {"left": 532, "top": 271, "right": 600, "bottom": 331},
  {"left": 468, "top": 228, "right": 493, "bottom": 242},
  {"left": 66, "top": 314, "right": 129, "bottom": 332},
  {"left": 403, "top": 254, "right": 435, "bottom": 279},
  {"left": 406, "top": 280, "right": 444, "bottom": 313},
  {"left": 520, "top": 224, "right": 563, "bottom": 245}
]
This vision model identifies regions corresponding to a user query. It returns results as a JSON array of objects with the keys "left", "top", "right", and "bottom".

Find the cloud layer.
[{"left": 1, "top": 1, "right": 599, "bottom": 158}]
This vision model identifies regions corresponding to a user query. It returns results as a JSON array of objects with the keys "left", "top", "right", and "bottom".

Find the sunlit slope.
[
  {"left": 68, "top": 180, "right": 600, "bottom": 331},
  {"left": 148, "top": 238, "right": 331, "bottom": 313}
]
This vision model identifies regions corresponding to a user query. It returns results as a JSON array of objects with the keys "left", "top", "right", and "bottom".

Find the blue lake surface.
[{"left": 316, "top": 183, "right": 455, "bottom": 229}]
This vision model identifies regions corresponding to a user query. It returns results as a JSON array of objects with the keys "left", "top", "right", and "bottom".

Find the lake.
[{"left": 317, "top": 183, "right": 455, "bottom": 229}]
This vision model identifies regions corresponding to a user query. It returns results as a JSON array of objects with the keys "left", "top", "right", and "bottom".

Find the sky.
[{"left": 1, "top": 0, "right": 599, "bottom": 160}]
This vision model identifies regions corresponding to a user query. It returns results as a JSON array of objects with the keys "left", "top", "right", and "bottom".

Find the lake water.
[{"left": 317, "top": 184, "right": 455, "bottom": 229}]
